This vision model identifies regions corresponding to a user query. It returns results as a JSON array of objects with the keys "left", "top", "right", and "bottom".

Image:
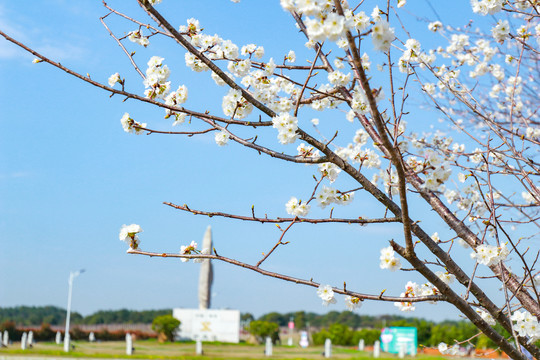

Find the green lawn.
[{"left": 0, "top": 340, "right": 447, "bottom": 360}]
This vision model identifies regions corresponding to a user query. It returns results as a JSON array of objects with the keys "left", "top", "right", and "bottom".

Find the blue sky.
[{"left": 0, "top": 0, "right": 508, "bottom": 322}]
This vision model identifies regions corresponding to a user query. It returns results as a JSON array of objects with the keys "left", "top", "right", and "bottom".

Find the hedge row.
[{"left": 0, "top": 321, "right": 156, "bottom": 342}]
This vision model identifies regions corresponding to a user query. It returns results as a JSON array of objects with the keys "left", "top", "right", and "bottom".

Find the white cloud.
[
  {"left": 0, "top": 38, "right": 28, "bottom": 60},
  {"left": 36, "top": 43, "right": 86, "bottom": 62},
  {"left": 0, "top": 3, "right": 87, "bottom": 62},
  {"left": 0, "top": 3, "right": 32, "bottom": 59},
  {"left": 0, "top": 172, "right": 32, "bottom": 180}
]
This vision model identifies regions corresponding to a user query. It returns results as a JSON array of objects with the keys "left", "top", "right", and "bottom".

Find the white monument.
[
  {"left": 21, "top": 332, "right": 27, "bottom": 350},
  {"left": 196, "top": 339, "right": 203, "bottom": 355},
  {"left": 126, "top": 333, "right": 133, "bottom": 355},
  {"left": 265, "top": 337, "right": 273, "bottom": 356},
  {"left": 55, "top": 331, "right": 62, "bottom": 345},
  {"left": 27, "top": 331, "right": 34, "bottom": 347},
  {"left": 324, "top": 338, "right": 332, "bottom": 358},
  {"left": 173, "top": 226, "right": 241, "bottom": 343},
  {"left": 399, "top": 343, "right": 406, "bottom": 359},
  {"left": 89, "top": 332, "right": 96, "bottom": 342},
  {"left": 374, "top": 340, "right": 381, "bottom": 358},
  {"left": 199, "top": 226, "right": 213, "bottom": 310},
  {"left": 3, "top": 330, "right": 8, "bottom": 347},
  {"left": 359, "top": 338, "right": 365, "bottom": 351}
]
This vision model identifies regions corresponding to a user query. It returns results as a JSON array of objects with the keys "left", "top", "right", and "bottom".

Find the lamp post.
[{"left": 64, "top": 269, "right": 85, "bottom": 352}]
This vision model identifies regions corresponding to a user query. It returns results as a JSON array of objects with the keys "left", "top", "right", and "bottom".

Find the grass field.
[{"left": 0, "top": 340, "right": 447, "bottom": 360}]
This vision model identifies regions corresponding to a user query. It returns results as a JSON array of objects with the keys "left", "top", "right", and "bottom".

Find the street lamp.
[{"left": 64, "top": 269, "right": 85, "bottom": 352}]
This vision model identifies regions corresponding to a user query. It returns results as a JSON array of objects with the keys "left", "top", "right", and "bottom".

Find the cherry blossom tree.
[{"left": 2, "top": 0, "right": 539, "bottom": 358}]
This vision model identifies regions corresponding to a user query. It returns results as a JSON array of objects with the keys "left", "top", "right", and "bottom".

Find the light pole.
[{"left": 64, "top": 269, "right": 85, "bottom": 352}]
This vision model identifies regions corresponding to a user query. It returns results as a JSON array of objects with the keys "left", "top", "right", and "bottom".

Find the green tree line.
[
  {"left": 2, "top": 306, "right": 504, "bottom": 348},
  {"left": 247, "top": 311, "right": 509, "bottom": 348},
  {"left": 0, "top": 306, "right": 171, "bottom": 326},
  {"left": 253, "top": 310, "right": 426, "bottom": 329}
]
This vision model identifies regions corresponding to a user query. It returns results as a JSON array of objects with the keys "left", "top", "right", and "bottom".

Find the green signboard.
[{"left": 380, "top": 327, "right": 417, "bottom": 355}]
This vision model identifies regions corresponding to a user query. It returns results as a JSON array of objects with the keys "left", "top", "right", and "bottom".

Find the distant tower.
[{"left": 198, "top": 226, "right": 213, "bottom": 309}]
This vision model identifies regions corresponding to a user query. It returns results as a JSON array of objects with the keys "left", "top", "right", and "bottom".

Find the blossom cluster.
[
  {"left": 397, "top": 38, "right": 436, "bottom": 74},
  {"left": 317, "top": 284, "right": 336, "bottom": 306},
  {"left": 127, "top": 30, "right": 149, "bottom": 47},
  {"left": 215, "top": 131, "right": 230, "bottom": 146},
  {"left": 120, "top": 113, "right": 146, "bottom": 135},
  {"left": 241, "top": 43, "right": 265, "bottom": 58},
  {"left": 417, "top": 12, "right": 540, "bottom": 138},
  {"left": 522, "top": 191, "right": 537, "bottom": 205},
  {"left": 297, "top": 143, "right": 321, "bottom": 159},
  {"left": 180, "top": 241, "right": 210, "bottom": 263},
  {"left": 304, "top": 13, "right": 351, "bottom": 43},
  {"left": 316, "top": 285, "right": 362, "bottom": 311},
  {"left": 272, "top": 112, "right": 298, "bottom": 144},
  {"left": 228, "top": 59, "right": 251, "bottom": 77},
  {"left": 315, "top": 185, "right": 354, "bottom": 208},
  {"left": 491, "top": 20, "right": 510, "bottom": 43},
  {"left": 222, "top": 89, "right": 253, "bottom": 120},
  {"left": 317, "top": 160, "right": 341, "bottom": 181},
  {"left": 108, "top": 72, "right": 121, "bottom": 87},
  {"left": 394, "top": 281, "right": 439, "bottom": 312},
  {"left": 420, "top": 150, "right": 452, "bottom": 191},
  {"left": 285, "top": 197, "right": 310, "bottom": 217},
  {"left": 475, "top": 308, "right": 496, "bottom": 326},
  {"left": 511, "top": 310, "right": 540, "bottom": 342},
  {"left": 143, "top": 56, "right": 171, "bottom": 100},
  {"left": 310, "top": 84, "right": 344, "bottom": 111},
  {"left": 328, "top": 70, "right": 351, "bottom": 87},
  {"left": 470, "top": 243, "right": 509, "bottom": 266},
  {"left": 372, "top": 168, "right": 399, "bottom": 196},
  {"left": 438, "top": 342, "right": 460, "bottom": 355},
  {"left": 348, "top": 86, "right": 373, "bottom": 116},
  {"left": 344, "top": 296, "right": 362, "bottom": 311},
  {"left": 428, "top": 21, "right": 443, "bottom": 32},
  {"left": 470, "top": 0, "right": 504, "bottom": 15},
  {"left": 164, "top": 85, "right": 188, "bottom": 125},
  {"left": 435, "top": 271, "right": 456, "bottom": 285},
  {"left": 185, "top": 52, "right": 209, "bottom": 72},
  {"left": 344, "top": 144, "right": 381, "bottom": 169},
  {"left": 179, "top": 18, "right": 202, "bottom": 37},
  {"left": 444, "top": 182, "right": 492, "bottom": 222},
  {"left": 526, "top": 127, "right": 540, "bottom": 141},
  {"left": 371, "top": 20, "right": 395, "bottom": 52},
  {"left": 280, "top": 1, "right": 394, "bottom": 52},
  {"left": 119, "top": 224, "right": 142, "bottom": 249},
  {"left": 285, "top": 50, "right": 295, "bottom": 63},
  {"left": 379, "top": 246, "right": 401, "bottom": 272},
  {"left": 242, "top": 70, "right": 300, "bottom": 113},
  {"left": 176, "top": 15, "right": 362, "bottom": 122}
]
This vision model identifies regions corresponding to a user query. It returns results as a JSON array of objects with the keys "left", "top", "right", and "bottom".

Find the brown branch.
[
  {"left": 136, "top": 125, "right": 216, "bottom": 136},
  {"left": 127, "top": 248, "right": 446, "bottom": 303},
  {"left": 100, "top": 16, "right": 145, "bottom": 79},
  {"left": 294, "top": 46, "right": 321, "bottom": 117},
  {"left": 334, "top": 0, "right": 414, "bottom": 255},
  {"left": 164, "top": 202, "right": 401, "bottom": 224},
  {"left": 256, "top": 219, "right": 297, "bottom": 267},
  {"left": 206, "top": 120, "right": 327, "bottom": 164},
  {"left": 250, "top": 61, "right": 327, "bottom": 70},
  {"left": 102, "top": 2, "right": 172, "bottom": 37}
]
